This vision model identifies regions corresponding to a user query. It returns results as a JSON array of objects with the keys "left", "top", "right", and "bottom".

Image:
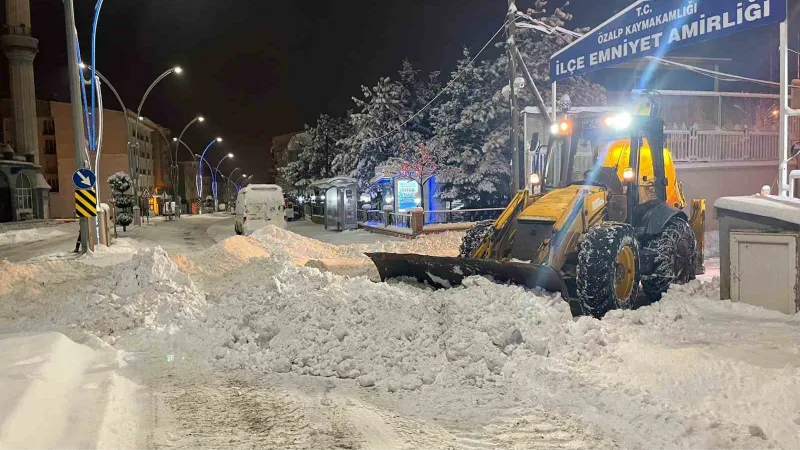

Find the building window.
[
  {"left": 44, "top": 140, "right": 56, "bottom": 155},
  {"left": 43, "top": 119, "right": 55, "bottom": 136},
  {"left": 16, "top": 173, "right": 33, "bottom": 210},
  {"left": 47, "top": 176, "right": 59, "bottom": 193}
]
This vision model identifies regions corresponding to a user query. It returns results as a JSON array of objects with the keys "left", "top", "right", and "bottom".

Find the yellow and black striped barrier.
[{"left": 74, "top": 189, "right": 98, "bottom": 218}]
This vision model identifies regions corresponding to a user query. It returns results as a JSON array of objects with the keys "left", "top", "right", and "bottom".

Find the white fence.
[{"left": 665, "top": 130, "right": 780, "bottom": 162}]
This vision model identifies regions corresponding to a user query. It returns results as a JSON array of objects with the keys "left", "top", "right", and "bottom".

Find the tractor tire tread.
[
  {"left": 577, "top": 222, "right": 641, "bottom": 318},
  {"left": 641, "top": 217, "right": 697, "bottom": 302}
]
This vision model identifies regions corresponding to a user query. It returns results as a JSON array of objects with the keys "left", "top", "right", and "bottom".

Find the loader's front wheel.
[
  {"left": 641, "top": 218, "right": 697, "bottom": 302},
  {"left": 577, "top": 223, "right": 641, "bottom": 318},
  {"left": 459, "top": 220, "right": 494, "bottom": 258}
]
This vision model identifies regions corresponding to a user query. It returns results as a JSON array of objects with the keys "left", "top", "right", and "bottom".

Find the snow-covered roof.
[
  {"left": 715, "top": 195, "right": 800, "bottom": 226},
  {"left": 309, "top": 176, "right": 357, "bottom": 189},
  {"left": 522, "top": 106, "right": 620, "bottom": 115}
]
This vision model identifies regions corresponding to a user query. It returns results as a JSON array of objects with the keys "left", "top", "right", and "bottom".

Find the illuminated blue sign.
[{"left": 550, "top": 0, "right": 786, "bottom": 82}]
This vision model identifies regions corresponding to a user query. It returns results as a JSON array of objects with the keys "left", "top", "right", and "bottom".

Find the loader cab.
[{"left": 545, "top": 113, "right": 684, "bottom": 211}]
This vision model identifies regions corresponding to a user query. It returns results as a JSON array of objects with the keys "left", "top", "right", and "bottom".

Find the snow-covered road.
[{"left": 1, "top": 219, "right": 799, "bottom": 449}]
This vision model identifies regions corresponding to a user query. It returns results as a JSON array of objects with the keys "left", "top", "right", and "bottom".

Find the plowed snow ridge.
[{"left": 1, "top": 225, "right": 800, "bottom": 449}]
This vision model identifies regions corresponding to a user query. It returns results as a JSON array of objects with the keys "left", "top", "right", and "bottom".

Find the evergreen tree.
[
  {"left": 430, "top": 49, "right": 512, "bottom": 206},
  {"left": 108, "top": 172, "right": 134, "bottom": 231}
]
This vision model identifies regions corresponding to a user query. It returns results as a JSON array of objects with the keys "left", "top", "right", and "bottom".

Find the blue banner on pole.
[{"left": 550, "top": 0, "right": 786, "bottom": 82}]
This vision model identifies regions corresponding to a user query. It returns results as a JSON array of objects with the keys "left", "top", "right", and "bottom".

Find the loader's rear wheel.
[
  {"left": 459, "top": 220, "right": 494, "bottom": 258},
  {"left": 641, "top": 218, "right": 697, "bottom": 302},
  {"left": 577, "top": 223, "right": 641, "bottom": 318}
]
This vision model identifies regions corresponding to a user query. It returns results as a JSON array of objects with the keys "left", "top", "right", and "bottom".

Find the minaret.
[{"left": 2, "top": 0, "right": 39, "bottom": 164}]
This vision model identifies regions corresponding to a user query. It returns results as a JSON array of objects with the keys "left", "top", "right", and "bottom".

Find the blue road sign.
[
  {"left": 72, "top": 168, "right": 97, "bottom": 189},
  {"left": 550, "top": 0, "right": 787, "bottom": 82}
]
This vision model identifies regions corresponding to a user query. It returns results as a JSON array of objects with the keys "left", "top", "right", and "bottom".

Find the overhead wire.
[{"left": 358, "top": 18, "right": 511, "bottom": 145}]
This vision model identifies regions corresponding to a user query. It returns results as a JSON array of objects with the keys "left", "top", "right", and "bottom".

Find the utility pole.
[
  {"left": 507, "top": 0, "right": 522, "bottom": 193},
  {"left": 63, "top": 0, "right": 89, "bottom": 253}
]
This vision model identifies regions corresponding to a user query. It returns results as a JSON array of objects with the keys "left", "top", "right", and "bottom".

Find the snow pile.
[
  {"left": 248, "top": 225, "right": 461, "bottom": 277},
  {"left": 0, "top": 227, "right": 67, "bottom": 246},
  {"left": 0, "top": 248, "right": 206, "bottom": 341},
  {"left": 0, "top": 332, "right": 140, "bottom": 449},
  {"left": 197, "top": 255, "right": 580, "bottom": 391},
  {"left": 0, "top": 259, "right": 87, "bottom": 297}
]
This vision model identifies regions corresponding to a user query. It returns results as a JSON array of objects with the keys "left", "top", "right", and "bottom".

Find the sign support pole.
[
  {"left": 551, "top": 82, "right": 557, "bottom": 122},
  {"left": 779, "top": 20, "right": 790, "bottom": 197},
  {"left": 63, "top": 0, "right": 89, "bottom": 253},
  {"left": 508, "top": 0, "right": 521, "bottom": 193}
]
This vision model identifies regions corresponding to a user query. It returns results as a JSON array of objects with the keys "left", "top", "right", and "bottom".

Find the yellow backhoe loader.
[{"left": 368, "top": 110, "right": 706, "bottom": 317}]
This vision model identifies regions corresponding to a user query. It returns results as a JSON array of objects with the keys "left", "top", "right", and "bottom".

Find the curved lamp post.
[
  {"left": 132, "top": 66, "right": 183, "bottom": 222},
  {"left": 173, "top": 116, "right": 204, "bottom": 177},
  {"left": 197, "top": 138, "right": 221, "bottom": 213},
  {"left": 212, "top": 153, "right": 233, "bottom": 210}
]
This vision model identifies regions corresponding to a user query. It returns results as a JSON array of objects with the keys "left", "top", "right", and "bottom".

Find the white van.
[{"left": 234, "top": 184, "right": 287, "bottom": 235}]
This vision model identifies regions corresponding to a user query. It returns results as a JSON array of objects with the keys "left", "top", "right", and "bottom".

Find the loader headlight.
[
  {"left": 622, "top": 167, "right": 635, "bottom": 182},
  {"left": 529, "top": 173, "right": 541, "bottom": 186},
  {"left": 605, "top": 112, "right": 632, "bottom": 130},
  {"left": 550, "top": 121, "right": 569, "bottom": 135}
]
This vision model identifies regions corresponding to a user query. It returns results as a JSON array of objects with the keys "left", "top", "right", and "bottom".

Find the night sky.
[{"left": 8, "top": 0, "right": 800, "bottom": 181}]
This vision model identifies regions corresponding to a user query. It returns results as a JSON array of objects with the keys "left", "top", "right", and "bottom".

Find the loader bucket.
[{"left": 366, "top": 253, "right": 568, "bottom": 296}]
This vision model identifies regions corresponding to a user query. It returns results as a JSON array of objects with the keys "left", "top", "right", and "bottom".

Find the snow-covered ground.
[
  {"left": 1, "top": 221, "right": 799, "bottom": 449},
  {"left": 0, "top": 223, "right": 74, "bottom": 247}
]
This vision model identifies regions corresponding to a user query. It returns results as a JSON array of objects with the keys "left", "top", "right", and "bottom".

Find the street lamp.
[
  {"left": 174, "top": 115, "right": 205, "bottom": 171},
  {"left": 212, "top": 153, "right": 234, "bottom": 210},
  {"left": 132, "top": 66, "right": 183, "bottom": 223},
  {"left": 198, "top": 137, "right": 223, "bottom": 213}
]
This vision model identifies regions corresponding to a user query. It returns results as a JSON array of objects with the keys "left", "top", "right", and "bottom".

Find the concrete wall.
[{"left": 676, "top": 162, "right": 798, "bottom": 230}]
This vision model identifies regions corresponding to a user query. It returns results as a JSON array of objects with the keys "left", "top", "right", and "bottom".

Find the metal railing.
[
  {"left": 358, "top": 209, "right": 385, "bottom": 225},
  {"left": 665, "top": 129, "right": 779, "bottom": 162},
  {"left": 389, "top": 212, "right": 411, "bottom": 229},
  {"left": 423, "top": 208, "right": 505, "bottom": 225}
]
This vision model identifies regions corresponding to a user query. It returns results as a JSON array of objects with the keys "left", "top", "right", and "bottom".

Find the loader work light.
[
  {"left": 622, "top": 167, "right": 635, "bottom": 182},
  {"left": 550, "top": 121, "right": 570, "bottom": 135},
  {"left": 529, "top": 173, "right": 541, "bottom": 186},
  {"left": 605, "top": 112, "right": 632, "bottom": 130}
]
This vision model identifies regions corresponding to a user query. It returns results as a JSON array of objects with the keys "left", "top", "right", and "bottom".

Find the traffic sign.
[
  {"left": 74, "top": 189, "right": 98, "bottom": 217},
  {"left": 550, "top": 0, "right": 787, "bottom": 82},
  {"left": 72, "top": 168, "right": 96, "bottom": 189}
]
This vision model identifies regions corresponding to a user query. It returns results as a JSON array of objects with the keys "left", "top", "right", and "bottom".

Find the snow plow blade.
[{"left": 366, "top": 253, "right": 568, "bottom": 295}]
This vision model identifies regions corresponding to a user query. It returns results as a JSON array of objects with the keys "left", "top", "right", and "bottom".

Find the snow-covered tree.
[
  {"left": 429, "top": 1, "right": 606, "bottom": 206},
  {"left": 281, "top": 114, "right": 353, "bottom": 188},
  {"left": 108, "top": 172, "right": 133, "bottom": 231},
  {"left": 386, "top": 142, "right": 437, "bottom": 192},
  {"left": 430, "top": 49, "right": 512, "bottom": 206},
  {"left": 334, "top": 61, "right": 440, "bottom": 190}
]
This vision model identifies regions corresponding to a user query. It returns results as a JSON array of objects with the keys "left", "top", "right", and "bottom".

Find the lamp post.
[
  {"left": 194, "top": 152, "right": 214, "bottom": 214},
  {"left": 212, "top": 153, "right": 233, "bottom": 210},
  {"left": 132, "top": 66, "right": 183, "bottom": 225},
  {"left": 197, "top": 139, "right": 221, "bottom": 214},
  {"left": 173, "top": 117, "right": 204, "bottom": 185}
]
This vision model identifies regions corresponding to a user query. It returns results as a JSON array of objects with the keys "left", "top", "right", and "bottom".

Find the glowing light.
[
  {"left": 172, "top": 137, "right": 178, "bottom": 142},
  {"left": 550, "top": 123, "right": 560, "bottom": 135},
  {"left": 622, "top": 167, "right": 635, "bottom": 182},
  {"left": 559, "top": 122, "right": 569, "bottom": 132},
  {"left": 529, "top": 173, "right": 541, "bottom": 186},
  {"left": 198, "top": 116, "right": 205, "bottom": 122},
  {"left": 78, "top": 62, "right": 86, "bottom": 69},
  {"left": 173, "top": 66, "right": 183, "bottom": 74},
  {"left": 227, "top": 153, "right": 234, "bottom": 158},
  {"left": 606, "top": 113, "right": 632, "bottom": 130},
  {"left": 216, "top": 137, "right": 223, "bottom": 142}
]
